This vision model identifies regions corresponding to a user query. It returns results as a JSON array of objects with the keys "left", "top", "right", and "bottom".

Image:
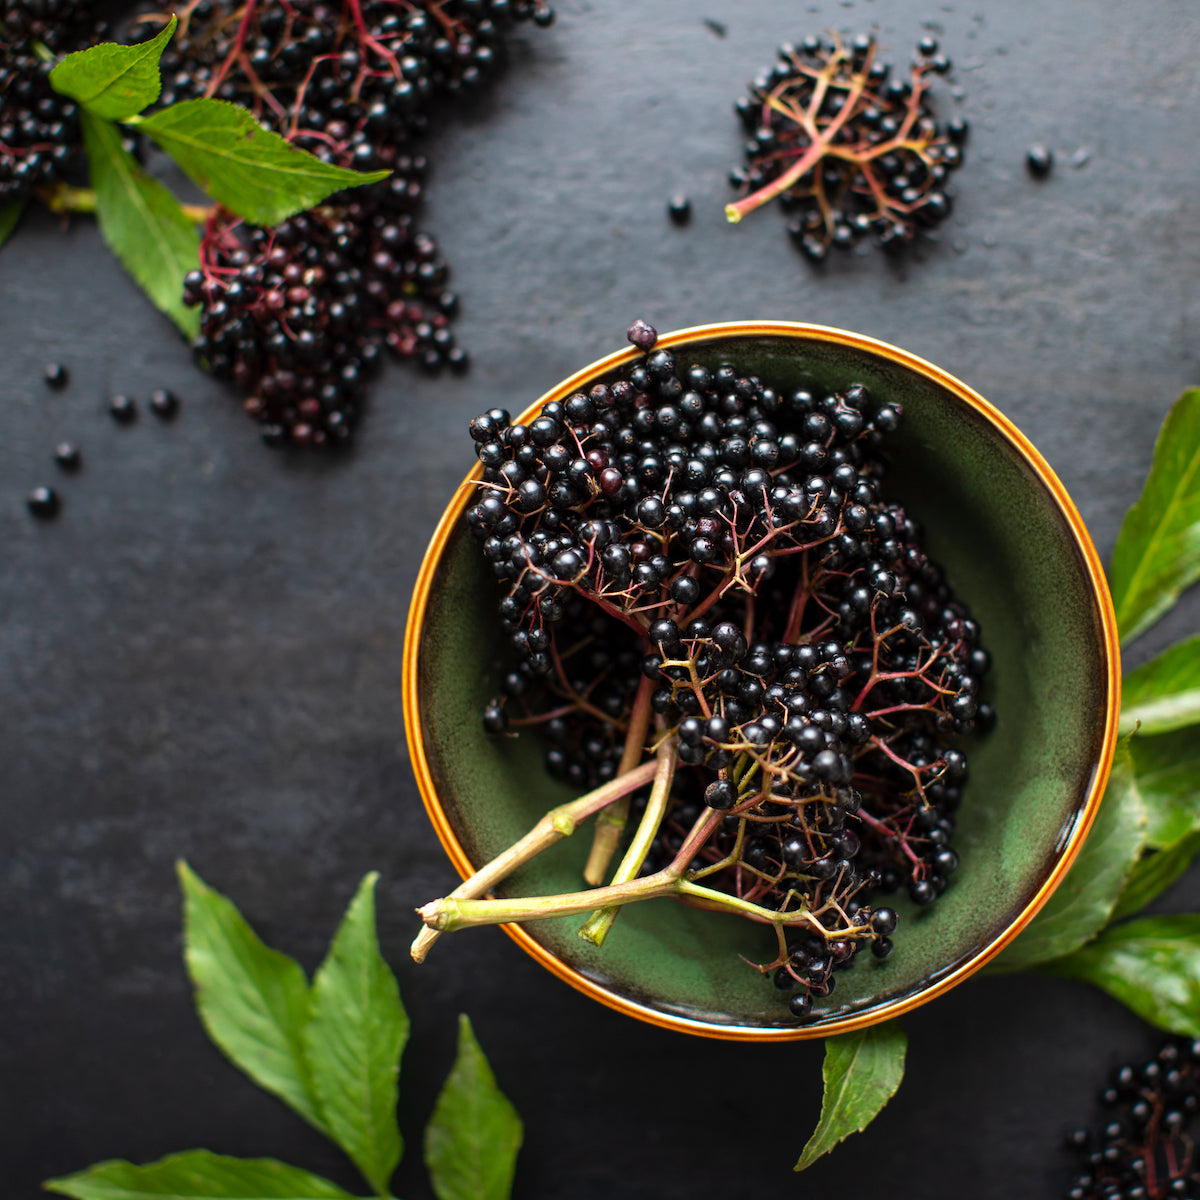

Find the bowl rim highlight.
[{"left": 403, "top": 319, "right": 1122, "bottom": 1041}]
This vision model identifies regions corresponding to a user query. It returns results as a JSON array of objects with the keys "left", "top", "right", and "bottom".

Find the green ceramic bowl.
[{"left": 404, "top": 322, "right": 1120, "bottom": 1041}]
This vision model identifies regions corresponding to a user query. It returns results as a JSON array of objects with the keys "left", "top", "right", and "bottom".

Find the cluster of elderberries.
[
  {"left": 153, "top": 0, "right": 553, "bottom": 447},
  {"left": 728, "top": 32, "right": 966, "bottom": 260},
  {"left": 463, "top": 321, "right": 993, "bottom": 1016},
  {"left": 1064, "top": 1038, "right": 1200, "bottom": 1200},
  {"left": 0, "top": 0, "right": 110, "bottom": 207}
]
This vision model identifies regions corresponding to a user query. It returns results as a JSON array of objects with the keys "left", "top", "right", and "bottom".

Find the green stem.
[
  {"left": 36, "top": 181, "right": 212, "bottom": 223},
  {"left": 417, "top": 866, "right": 833, "bottom": 934},
  {"left": 583, "top": 672, "right": 654, "bottom": 885},
  {"left": 410, "top": 757, "right": 659, "bottom": 962},
  {"left": 577, "top": 731, "right": 677, "bottom": 946}
]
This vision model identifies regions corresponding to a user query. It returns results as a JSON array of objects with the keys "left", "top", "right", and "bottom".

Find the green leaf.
[
  {"left": 1110, "top": 389, "right": 1200, "bottom": 645},
  {"left": 1043, "top": 915, "right": 1200, "bottom": 1036},
  {"left": 1130, "top": 727, "right": 1200, "bottom": 849},
  {"left": 130, "top": 99, "right": 388, "bottom": 226},
  {"left": 304, "top": 874, "right": 408, "bottom": 1197},
  {"left": 81, "top": 112, "right": 200, "bottom": 339},
  {"left": 0, "top": 198, "right": 26, "bottom": 249},
  {"left": 49, "top": 17, "right": 177, "bottom": 121},
  {"left": 425, "top": 1015, "right": 522, "bottom": 1200},
  {"left": 44, "top": 1150, "right": 359, "bottom": 1200},
  {"left": 1112, "top": 829, "right": 1200, "bottom": 922},
  {"left": 177, "top": 861, "right": 326, "bottom": 1135},
  {"left": 1121, "top": 636, "right": 1200, "bottom": 737},
  {"left": 794, "top": 1022, "right": 907, "bottom": 1172},
  {"left": 992, "top": 745, "right": 1147, "bottom": 971}
]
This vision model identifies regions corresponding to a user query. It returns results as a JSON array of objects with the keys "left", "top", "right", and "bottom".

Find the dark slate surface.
[{"left": 4, "top": 1, "right": 1200, "bottom": 1196}]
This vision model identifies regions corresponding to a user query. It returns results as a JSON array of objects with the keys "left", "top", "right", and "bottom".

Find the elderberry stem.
[
  {"left": 583, "top": 672, "right": 654, "bottom": 885},
  {"left": 577, "top": 730, "right": 678, "bottom": 946},
  {"left": 35, "top": 182, "right": 212, "bottom": 223},
  {"left": 417, "top": 867, "right": 832, "bottom": 937},
  {"left": 417, "top": 871, "right": 683, "bottom": 933},
  {"left": 409, "top": 757, "right": 658, "bottom": 963}
]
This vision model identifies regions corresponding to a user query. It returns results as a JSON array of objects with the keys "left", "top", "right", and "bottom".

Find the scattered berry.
[
  {"left": 108, "top": 395, "right": 137, "bottom": 424},
  {"left": 26, "top": 485, "right": 60, "bottom": 518},
  {"left": 53, "top": 442, "right": 81, "bottom": 470},
  {"left": 43, "top": 362, "right": 69, "bottom": 390},
  {"left": 626, "top": 319, "right": 658, "bottom": 350},
  {"left": 1027, "top": 143, "right": 1054, "bottom": 178},
  {"left": 667, "top": 194, "right": 692, "bottom": 226},
  {"left": 149, "top": 388, "right": 179, "bottom": 419}
]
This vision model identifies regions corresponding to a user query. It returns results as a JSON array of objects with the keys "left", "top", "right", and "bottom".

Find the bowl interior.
[{"left": 412, "top": 327, "right": 1114, "bottom": 1036}]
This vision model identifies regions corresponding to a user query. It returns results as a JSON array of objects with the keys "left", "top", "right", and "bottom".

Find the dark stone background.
[{"left": 4, "top": 1, "right": 1200, "bottom": 1196}]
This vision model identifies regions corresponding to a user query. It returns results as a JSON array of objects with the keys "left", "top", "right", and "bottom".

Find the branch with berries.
[{"left": 411, "top": 320, "right": 995, "bottom": 1024}]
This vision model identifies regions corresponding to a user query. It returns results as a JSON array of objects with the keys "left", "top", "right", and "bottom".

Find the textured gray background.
[{"left": 3, "top": 0, "right": 1200, "bottom": 1196}]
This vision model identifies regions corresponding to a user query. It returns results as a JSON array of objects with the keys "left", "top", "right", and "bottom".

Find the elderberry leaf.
[
  {"left": 424, "top": 1015, "right": 522, "bottom": 1200},
  {"left": 1110, "top": 388, "right": 1200, "bottom": 645},
  {"left": 1130, "top": 727, "right": 1200, "bottom": 850},
  {"left": 1042, "top": 915, "right": 1200, "bottom": 1037},
  {"left": 80, "top": 112, "right": 200, "bottom": 340},
  {"left": 43, "top": 1150, "right": 359, "bottom": 1200},
  {"left": 129, "top": 99, "right": 389, "bottom": 226},
  {"left": 1121, "top": 636, "right": 1200, "bottom": 736},
  {"left": 1111, "top": 829, "right": 1200, "bottom": 923},
  {"left": 0, "top": 198, "right": 26, "bottom": 249},
  {"left": 177, "top": 861, "right": 327, "bottom": 1136},
  {"left": 304, "top": 873, "right": 407, "bottom": 1197},
  {"left": 794, "top": 1022, "right": 907, "bottom": 1172},
  {"left": 992, "top": 744, "right": 1147, "bottom": 972},
  {"left": 49, "top": 16, "right": 177, "bottom": 122}
]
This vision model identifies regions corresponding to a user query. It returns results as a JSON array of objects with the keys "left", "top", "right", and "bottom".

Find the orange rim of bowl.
[{"left": 402, "top": 320, "right": 1122, "bottom": 1041}]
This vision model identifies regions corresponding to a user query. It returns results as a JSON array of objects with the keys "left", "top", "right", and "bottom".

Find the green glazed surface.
[{"left": 415, "top": 331, "right": 1110, "bottom": 1033}]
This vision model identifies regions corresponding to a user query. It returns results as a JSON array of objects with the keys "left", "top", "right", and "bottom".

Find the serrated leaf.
[
  {"left": 1112, "top": 830, "right": 1200, "bottom": 922},
  {"left": 43, "top": 1150, "right": 359, "bottom": 1200},
  {"left": 0, "top": 197, "right": 26, "bottom": 249},
  {"left": 304, "top": 873, "right": 408, "bottom": 1197},
  {"left": 1110, "top": 389, "right": 1200, "bottom": 645},
  {"left": 992, "top": 745, "right": 1147, "bottom": 972},
  {"left": 794, "top": 1023, "right": 907, "bottom": 1172},
  {"left": 49, "top": 17, "right": 177, "bottom": 121},
  {"left": 1121, "top": 636, "right": 1200, "bottom": 737},
  {"left": 425, "top": 1015, "right": 522, "bottom": 1200},
  {"left": 177, "top": 861, "right": 326, "bottom": 1135},
  {"left": 1130, "top": 728, "right": 1200, "bottom": 849},
  {"left": 81, "top": 112, "right": 199, "bottom": 339},
  {"left": 130, "top": 99, "right": 388, "bottom": 226},
  {"left": 1042, "top": 915, "right": 1200, "bottom": 1037}
]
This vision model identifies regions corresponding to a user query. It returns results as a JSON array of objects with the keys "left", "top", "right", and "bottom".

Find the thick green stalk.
[
  {"left": 410, "top": 757, "right": 658, "bottom": 963},
  {"left": 577, "top": 732, "right": 677, "bottom": 946}
]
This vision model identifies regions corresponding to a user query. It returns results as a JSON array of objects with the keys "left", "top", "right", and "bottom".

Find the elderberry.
[
  {"left": 730, "top": 32, "right": 966, "bottom": 260},
  {"left": 0, "top": 1, "right": 109, "bottom": 207},
  {"left": 467, "top": 321, "right": 994, "bottom": 1018},
  {"left": 1063, "top": 1037, "right": 1200, "bottom": 1199},
  {"left": 156, "top": 0, "right": 555, "bottom": 449}
]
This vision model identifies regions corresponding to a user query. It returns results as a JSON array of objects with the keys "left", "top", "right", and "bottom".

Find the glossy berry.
[
  {"left": 43, "top": 362, "right": 69, "bottom": 389},
  {"left": 53, "top": 442, "right": 81, "bottom": 471},
  {"left": 149, "top": 388, "right": 180, "bottom": 419},
  {"left": 26, "top": 485, "right": 60, "bottom": 517},
  {"left": 108, "top": 395, "right": 137, "bottom": 424},
  {"left": 1026, "top": 143, "right": 1054, "bottom": 178},
  {"left": 667, "top": 194, "right": 692, "bottom": 226}
]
